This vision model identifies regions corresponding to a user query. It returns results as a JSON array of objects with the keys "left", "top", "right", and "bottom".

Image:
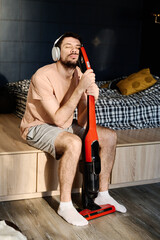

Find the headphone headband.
[
  {"left": 52, "top": 35, "right": 64, "bottom": 62},
  {"left": 54, "top": 35, "right": 64, "bottom": 47}
]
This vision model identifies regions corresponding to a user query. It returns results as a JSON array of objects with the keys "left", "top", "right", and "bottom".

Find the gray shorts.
[{"left": 26, "top": 121, "right": 85, "bottom": 159}]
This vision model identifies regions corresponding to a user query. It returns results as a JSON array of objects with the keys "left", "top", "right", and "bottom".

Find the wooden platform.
[
  {"left": 0, "top": 113, "right": 160, "bottom": 202},
  {"left": 0, "top": 183, "right": 160, "bottom": 240}
]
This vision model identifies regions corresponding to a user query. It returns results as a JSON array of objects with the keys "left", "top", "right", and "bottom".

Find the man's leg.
[
  {"left": 54, "top": 131, "right": 88, "bottom": 226},
  {"left": 94, "top": 126, "right": 127, "bottom": 213}
]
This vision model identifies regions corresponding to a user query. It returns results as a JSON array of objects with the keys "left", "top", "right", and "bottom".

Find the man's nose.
[{"left": 71, "top": 47, "right": 78, "bottom": 53}]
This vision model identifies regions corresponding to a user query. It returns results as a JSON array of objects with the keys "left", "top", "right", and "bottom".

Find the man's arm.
[
  {"left": 40, "top": 69, "right": 95, "bottom": 127},
  {"left": 40, "top": 86, "right": 84, "bottom": 127}
]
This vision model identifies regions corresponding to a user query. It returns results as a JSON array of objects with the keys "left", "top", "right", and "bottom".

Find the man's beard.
[{"left": 60, "top": 56, "right": 78, "bottom": 69}]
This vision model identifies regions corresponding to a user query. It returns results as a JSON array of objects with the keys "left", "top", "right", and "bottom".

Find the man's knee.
[
  {"left": 55, "top": 132, "right": 82, "bottom": 156},
  {"left": 97, "top": 126, "right": 117, "bottom": 148},
  {"left": 66, "top": 134, "right": 82, "bottom": 152}
]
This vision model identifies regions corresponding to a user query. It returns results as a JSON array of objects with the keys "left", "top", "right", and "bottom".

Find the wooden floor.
[{"left": 0, "top": 183, "right": 160, "bottom": 240}]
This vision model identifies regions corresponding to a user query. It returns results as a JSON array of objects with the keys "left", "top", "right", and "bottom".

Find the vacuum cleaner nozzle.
[{"left": 79, "top": 204, "right": 116, "bottom": 221}]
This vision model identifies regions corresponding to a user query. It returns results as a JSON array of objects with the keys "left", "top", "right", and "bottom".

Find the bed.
[
  {"left": 7, "top": 73, "right": 160, "bottom": 131},
  {"left": 1, "top": 71, "right": 160, "bottom": 201}
]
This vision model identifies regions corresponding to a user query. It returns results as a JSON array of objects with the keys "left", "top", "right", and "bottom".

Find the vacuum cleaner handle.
[
  {"left": 81, "top": 46, "right": 91, "bottom": 70},
  {"left": 80, "top": 46, "right": 101, "bottom": 209},
  {"left": 80, "top": 46, "right": 100, "bottom": 164}
]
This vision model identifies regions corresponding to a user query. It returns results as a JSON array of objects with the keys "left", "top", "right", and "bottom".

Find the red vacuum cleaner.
[{"left": 79, "top": 46, "right": 115, "bottom": 220}]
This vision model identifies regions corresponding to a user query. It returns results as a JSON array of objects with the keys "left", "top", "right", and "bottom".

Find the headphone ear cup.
[{"left": 52, "top": 46, "right": 60, "bottom": 61}]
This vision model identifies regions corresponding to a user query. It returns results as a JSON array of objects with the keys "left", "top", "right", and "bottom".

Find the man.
[{"left": 20, "top": 32, "right": 126, "bottom": 226}]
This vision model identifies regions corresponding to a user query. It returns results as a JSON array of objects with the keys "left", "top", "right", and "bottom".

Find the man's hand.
[
  {"left": 78, "top": 69, "right": 95, "bottom": 91},
  {"left": 86, "top": 83, "right": 99, "bottom": 102}
]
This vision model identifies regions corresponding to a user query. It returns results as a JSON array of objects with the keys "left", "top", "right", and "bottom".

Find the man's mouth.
[{"left": 68, "top": 54, "right": 78, "bottom": 59}]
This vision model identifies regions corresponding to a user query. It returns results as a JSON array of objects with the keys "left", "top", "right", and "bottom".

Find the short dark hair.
[{"left": 55, "top": 32, "right": 82, "bottom": 49}]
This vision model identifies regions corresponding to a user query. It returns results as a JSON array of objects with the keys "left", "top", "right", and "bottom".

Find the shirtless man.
[{"left": 20, "top": 32, "right": 126, "bottom": 226}]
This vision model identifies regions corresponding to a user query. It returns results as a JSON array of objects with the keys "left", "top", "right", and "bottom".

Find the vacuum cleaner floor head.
[{"left": 79, "top": 204, "right": 116, "bottom": 221}]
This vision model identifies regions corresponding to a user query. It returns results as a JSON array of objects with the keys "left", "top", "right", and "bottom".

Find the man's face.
[{"left": 60, "top": 37, "right": 81, "bottom": 68}]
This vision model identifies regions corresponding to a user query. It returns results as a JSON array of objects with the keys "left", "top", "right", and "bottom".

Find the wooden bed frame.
[{"left": 0, "top": 113, "right": 160, "bottom": 202}]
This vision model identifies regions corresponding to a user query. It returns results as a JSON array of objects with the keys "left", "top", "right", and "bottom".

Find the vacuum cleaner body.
[{"left": 79, "top": 46, "right": 115, "bottom": 220}]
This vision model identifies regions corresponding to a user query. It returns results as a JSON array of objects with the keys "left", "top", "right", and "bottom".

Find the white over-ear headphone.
[{"left": 51, "top": 35, "right": 63, "bottom": 61}]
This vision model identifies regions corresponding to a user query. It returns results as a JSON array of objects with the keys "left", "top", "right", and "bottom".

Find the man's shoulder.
[
  {"left": 31, "top": 63, "right": 57, "bottom": 86},
  {"left": 35, "top": 63, "right": 56, "bottom": 76}
]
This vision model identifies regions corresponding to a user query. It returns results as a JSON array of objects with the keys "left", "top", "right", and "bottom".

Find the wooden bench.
[{"left": 0, "top": 113, "right": 160, "bottom": 202}]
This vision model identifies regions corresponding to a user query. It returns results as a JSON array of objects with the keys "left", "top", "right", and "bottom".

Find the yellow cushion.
[
  {"left": 100, "top": 82, "right": 109, "bottom": 88},
  {"left": 116, "top": 68, "right": 157, "bottom": 95}
]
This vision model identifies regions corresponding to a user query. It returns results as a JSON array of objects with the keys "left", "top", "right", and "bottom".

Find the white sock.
[
  {"left": 57, "top": 201, "right": 88, "bottom": 226},
  {"left": 94, "top": 191, "right": 127, "bottom": 213}
]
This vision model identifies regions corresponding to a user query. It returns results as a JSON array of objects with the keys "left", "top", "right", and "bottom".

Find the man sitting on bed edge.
[{"left": 20, "top": 32, "right": 127, "bottom": 226}]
